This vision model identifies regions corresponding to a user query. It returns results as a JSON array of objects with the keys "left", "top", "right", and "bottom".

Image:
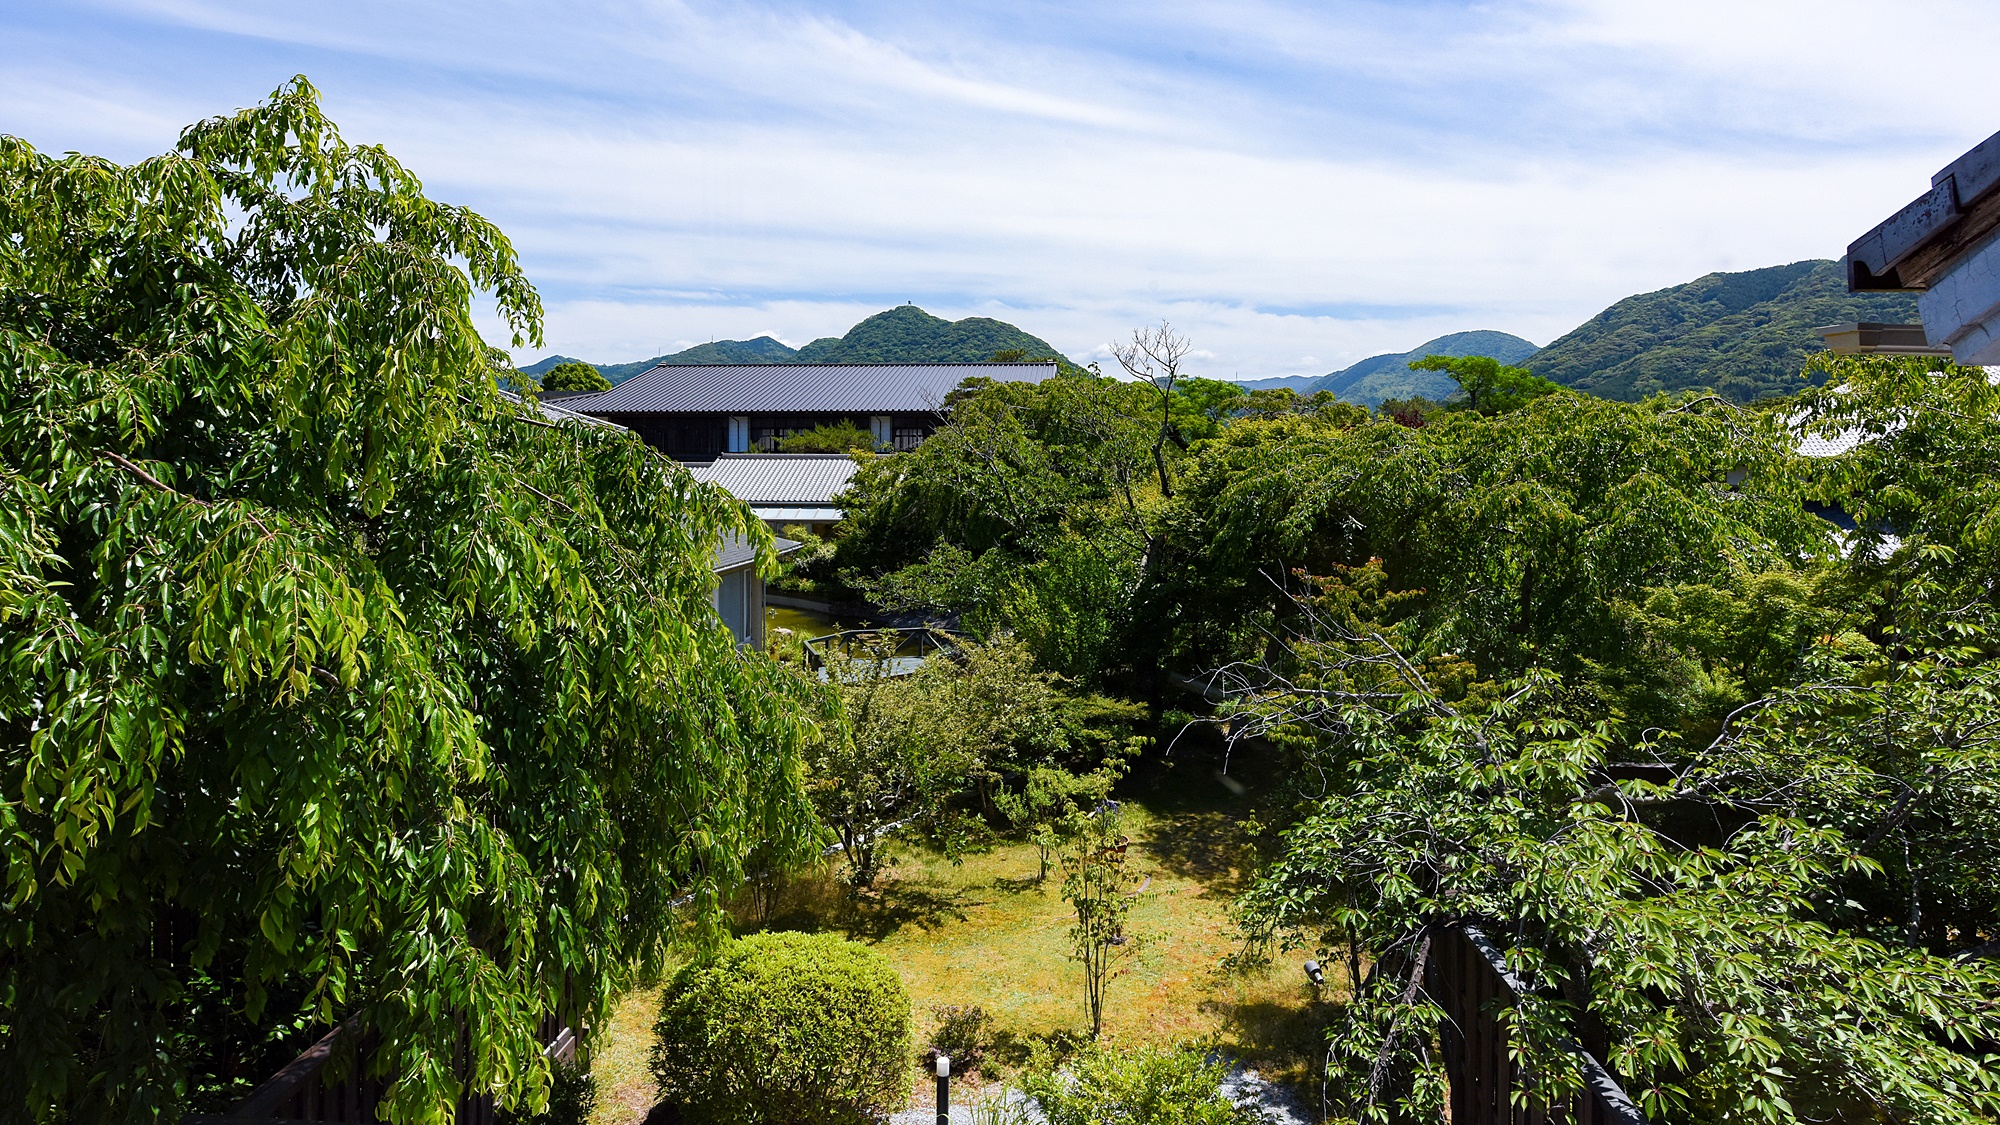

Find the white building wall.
[{"left": 1918, "top": 226, "right": 2000, "bottom": 367}]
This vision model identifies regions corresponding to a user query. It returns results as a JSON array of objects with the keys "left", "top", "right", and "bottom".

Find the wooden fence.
[{"left": 1426, "top": 923, "right": 1650, "bottom": 1125}]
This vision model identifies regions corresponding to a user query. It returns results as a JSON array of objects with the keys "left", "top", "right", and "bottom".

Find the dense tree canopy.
[
  {"left": 1150, "top": 392, "right": 1834, "bottom": 728},
  {"left": 537, "top": 359, "right": 610, "bottom": 393},
  {"left": 0, "top": 80, "right": 828, "bottom": 1123},
  {"left": 825, "top": 348, "right": 2000, "bottom": 1119},
  {"left": 1219, "top": 357, "right": 2000, "bottom": 1123},
  {"left": 1406, "top": 352, "right": 1561, "bottom": 414}
]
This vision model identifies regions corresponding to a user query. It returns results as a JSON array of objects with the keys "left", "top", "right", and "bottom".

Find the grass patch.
[{"left": 589, "top": 740, "right": 1325, "bottom": 1124}]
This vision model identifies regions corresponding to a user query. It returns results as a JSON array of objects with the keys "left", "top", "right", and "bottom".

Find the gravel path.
[{"left": 886, "top": 1060, "right": 1314, "bottom": 1124}]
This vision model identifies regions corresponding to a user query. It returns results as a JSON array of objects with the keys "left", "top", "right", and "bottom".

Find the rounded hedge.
[{"left": 651, "top": 931, "right": 912, "bottom": 1124}]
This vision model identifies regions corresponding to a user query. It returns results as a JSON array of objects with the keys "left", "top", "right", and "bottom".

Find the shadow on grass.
[
  {"left": 1201, "top": 994, "right": 1333, "bottom": 1089},
  {"left": 1118, "top": 724, "right": 1293, "bottom": 895},
  {"left": 1138, "top": 807, "right": 1260, "bottom": 894},
  {"left": 983, "top": 872, "right": 1048, "bottom": 897},
  {"left": 840, "top": 877, "right": 983, "bottom": 942}
]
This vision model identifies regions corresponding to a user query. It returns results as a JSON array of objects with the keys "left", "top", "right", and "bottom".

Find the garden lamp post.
[{"left": 936, "top": 1054, "right": 950, "bottom": 1124}]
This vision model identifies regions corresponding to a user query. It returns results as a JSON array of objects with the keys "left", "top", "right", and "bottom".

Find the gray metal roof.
[
  {"left": 548, "top": 362, "right": 1057, "bottom": 415},
  {"left": 686, "top": 453, "right": 859, "bottom": 506},
  {"left": 713, "top": 530, "right": 802, "bottom": 573},
  {"left": 496, "top": 387, "right": 629, "bottom": 429}
]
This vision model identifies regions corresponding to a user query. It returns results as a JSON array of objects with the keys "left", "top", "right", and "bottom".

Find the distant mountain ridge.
[
  {"left": 520, "top": 306, "right": 1081, "bottom": 384},
  {"left": 1318, "top": 330, "right": 1539, "bottom": 406},
  {"left": 526, "top": 260, "right": 1915, "bottom": 406},
  {"left": 1526, "top": 260, "right": 1919, "bottom": 402},
  {"left": 1226, "top": 331, "right": 1539, "bottom": 404}
]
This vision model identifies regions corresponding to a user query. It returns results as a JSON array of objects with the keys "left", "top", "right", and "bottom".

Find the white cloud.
[{"left": 12, "top": 0, "right": 2000, "bottom": 378}]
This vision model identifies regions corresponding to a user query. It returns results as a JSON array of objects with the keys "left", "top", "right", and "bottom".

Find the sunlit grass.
[{"left": 589, "top": 746, "right": 1326, "bottom": 1124}]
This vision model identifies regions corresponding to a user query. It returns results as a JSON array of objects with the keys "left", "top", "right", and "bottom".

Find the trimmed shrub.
[{"left": 651, "top": 932, "right": 912, "bottom": 1124}]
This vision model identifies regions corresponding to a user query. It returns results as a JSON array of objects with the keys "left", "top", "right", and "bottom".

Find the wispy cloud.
[{"left": 8, "top": 0, "right": 1998, "bottom": 377}]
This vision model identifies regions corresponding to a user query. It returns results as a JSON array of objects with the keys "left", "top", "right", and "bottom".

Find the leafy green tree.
[
  {"left": 808, "top": 634, "right": 1070, "bottom": 889},
  {"left": 775, "top": 419, "right": 880, "bottom": 452},
  {"left": 1062, "top": 803, "right": 1140, "bottom": 1038},
  {"left": 836, "top": 373, "right": 1169, "bottom": 684},
  {"left": 1229, "top": 599, "right": 2000, "bottom": 1124},
  {"left": 651, "top": 932, "right": 912, "bottom": 1125},
  {"left": 0, "top": 80, "right": 832, "bottom": 1123},
  {"left": 1407, "top": 353, "right": 1562, "bottom": 414},
  {"left": 537, "top": 359, "right": 610, "bottom": 393},
  {"left": 1168, "top": 377, "right": 1248, "bottom": 442},
  {"left": 994, "top": 763, "right": 1123, "bottom": 883},
  {"left": 1239, "top": 386, "right": 1301, "bottom": 419},
  {"left": 1154, "top": 394, "right": 1833, "bottom": 719}
]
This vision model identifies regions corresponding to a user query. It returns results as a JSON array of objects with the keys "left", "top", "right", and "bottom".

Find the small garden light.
[
  {"left": 1303, "top": 959, "right": 1325, "bottom": 989},
  {"left": 935, "top": 1054, "right": 950, "bottom": 1124}
]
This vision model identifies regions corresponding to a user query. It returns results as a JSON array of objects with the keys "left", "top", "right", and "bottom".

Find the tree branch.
[
  {"left": 1363, "top": 927, "right": 1434, "bottom": 1110},
  {"left": 96, "top": 450, "right": 210, "bottom": 507}
]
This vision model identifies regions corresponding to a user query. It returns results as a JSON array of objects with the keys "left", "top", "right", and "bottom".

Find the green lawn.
[{"left": 588, "top": 743, "right": 1325, "bottom": 1123}]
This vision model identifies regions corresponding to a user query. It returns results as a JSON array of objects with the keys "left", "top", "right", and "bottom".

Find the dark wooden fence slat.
[{"left": 1427, "top": 924, "right": 1651, "bottom": 1125}]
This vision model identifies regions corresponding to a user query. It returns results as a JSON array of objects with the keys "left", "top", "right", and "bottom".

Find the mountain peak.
[
  {"left": 519, "top": 306, "right": 1080, "bottom": 384},
  {"left": 1527, "top": 259, "right": 1918, "bottom": 402},
  {"left": 1314, "top": 330, "right": 1539, "bottom": 407}
]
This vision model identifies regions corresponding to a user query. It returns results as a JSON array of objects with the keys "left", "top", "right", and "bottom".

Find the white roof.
[{"left": 687, "top": 453, "right": 860, "bottom": 507}]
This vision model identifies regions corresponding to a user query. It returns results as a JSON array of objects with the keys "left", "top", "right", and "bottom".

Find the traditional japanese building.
[
  {"left": 546, "top": 361, "right": 1058, "bottom": 462},
  {"left": 1848, "top": 128, "right": 2000, "bottom": 365},
  {"left": 688, "top": 453, "right": 858, "bottom": 536}
]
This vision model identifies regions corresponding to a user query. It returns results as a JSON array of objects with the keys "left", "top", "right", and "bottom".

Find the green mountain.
[
  {"left": 519, "top": 307, "right": 1081, "bottom": 385},
  {"left": 654, "top": 336, "right": 798, "bottom": 366},
  {"left": 1316, "top": 330, "right": 1540, "bottom": 407},
  {"left": 520, "top": 337, "right": 799, "bottom": 384},
  {"left": 1233, "top": 375, "right": 1322, "bottom": 392},
  {"left": 518, "top": 354, "right": 590, "bottom": 378},
  {"left": 795, "top": 305, "right": 1082, "bottom": 371},
  {"left": 1526, "top": 260, "right": 1919, "bottom": 402}
]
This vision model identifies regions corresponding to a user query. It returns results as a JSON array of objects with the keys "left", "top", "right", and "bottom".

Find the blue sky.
[{"left": 5, "top": 1, "right": 1998, "bottom": 378}]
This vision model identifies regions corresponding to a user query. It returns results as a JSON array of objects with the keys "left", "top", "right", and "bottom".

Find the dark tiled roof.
[
  {"left": 713, "top": 530, "right": 801, "bottom": 573},
  {"left": 1849, "top": 128, "right": 2000, "bottom": 290},
  {"left": 548, "top": 362, "right": 1057, "bottom": 415}
]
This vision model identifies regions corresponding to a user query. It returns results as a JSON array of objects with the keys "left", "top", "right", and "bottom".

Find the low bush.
[
  {"left": 651, "top": 932, "right": 912, "bottom": 1125},
  {"left": 1012, "top": 1043, "right": 1264, "bottom": 1125},
  {"left": 925, "top": 1003, "right": 993, "bottom": 1073}
]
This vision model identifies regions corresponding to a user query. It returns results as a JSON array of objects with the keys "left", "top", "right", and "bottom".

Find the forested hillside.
[
  {"left": 1527, "top": 259, "right": 1919, "bottom": 402},
  {"left": 1316, "top": 328, "right": 1537, "bottom": 405},
  {"left": 795, "top": 305, "right": 1082, "bottom": 371},
  {"left": 521, "top": 305, "right": 1080, "bottom": 384}
]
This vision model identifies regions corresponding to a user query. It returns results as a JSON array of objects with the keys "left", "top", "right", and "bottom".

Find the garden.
[
  {"left": 586, "top": 731, "right": 1321, "bottom": 1124},
  {"left": 7, "top": 82, "right": 2000, "bottom": 1125}
]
